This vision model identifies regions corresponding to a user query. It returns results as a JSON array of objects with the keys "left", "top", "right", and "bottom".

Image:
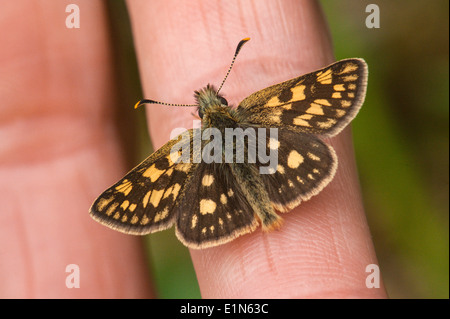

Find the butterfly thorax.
[{"left": 195, "top": 84, "right": 238, "bottom": 129}]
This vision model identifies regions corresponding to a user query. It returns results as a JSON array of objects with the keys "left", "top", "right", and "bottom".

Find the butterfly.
[{"left": 90, "top": 38, "right": 368, "bottom": 249}]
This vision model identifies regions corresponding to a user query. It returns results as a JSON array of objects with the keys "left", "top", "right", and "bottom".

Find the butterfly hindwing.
[
  {"left": 89, "top": 130, "right": 196, "bottom": 235},
  {"left": 237, "top": 58, "right": 368, "bottom": 137},
  {"left": 256, "top": 127, "right": 337, "bottom": 213},
  {"left": 175, "top": 162, "right": 259, "bottom": 248}
]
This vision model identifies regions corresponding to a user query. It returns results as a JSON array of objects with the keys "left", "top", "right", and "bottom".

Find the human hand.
[
  {"left": 0, "top": 0, "right": 387, "bottom": 298},
  {"left": 127, "top": 0, "right": 387, "bottom": 298},
  {"left": 0, "top": 0, "right": 151, "bottom": 298}
]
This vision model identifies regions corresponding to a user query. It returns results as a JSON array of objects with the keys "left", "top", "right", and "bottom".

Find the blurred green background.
[{"left": 106, "top": 0, "right": 449, "bottom": 299}]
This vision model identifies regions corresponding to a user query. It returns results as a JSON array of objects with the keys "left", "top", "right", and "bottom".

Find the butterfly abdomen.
[{"left": 229, "top": 162, "right": 283, "bottom": 231}]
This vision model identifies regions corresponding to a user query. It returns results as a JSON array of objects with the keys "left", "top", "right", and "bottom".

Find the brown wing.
[
  {"left": 255, "top": 127, "right": 337, "bottom": 213},
  {"left": 89, "top": 129, "right": 197, "bottom": 235},
  {"left": 237, "top": 59, "right": 368, "bottom": 137},
  {"left": 175, "top": 162, "right": 259, "bottom": 249}
]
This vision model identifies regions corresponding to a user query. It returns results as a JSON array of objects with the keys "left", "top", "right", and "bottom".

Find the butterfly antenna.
[
  {"left": 216, "top": 37, "right": 250, "bottom": 95},
  {"left": 134, "top": 99, "right": 197, "bottom": 109},
  {"left": 136, "top": 38, "right": 250, "bottom": 108}
]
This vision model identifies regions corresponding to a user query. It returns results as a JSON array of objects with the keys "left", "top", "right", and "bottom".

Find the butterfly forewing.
[
  {"left": 238, "top": 59, "right": 367, "bottom": 137},
  {"left": 90, "top": 130, "right": 196, "bottom": 235}
]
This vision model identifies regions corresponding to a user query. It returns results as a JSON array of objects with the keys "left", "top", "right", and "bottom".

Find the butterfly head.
[{"left": 194, "top": 84, "right": 228, "bottom": 119}]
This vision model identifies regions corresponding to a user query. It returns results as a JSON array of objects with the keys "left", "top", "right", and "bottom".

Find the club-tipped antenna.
[
  {"left": 135, "top": 38, "right": 250, "bottom": 109},
  {"left": 216, "top": 37, "right": 250, "bottom": 95},
  {"left": 134, "top": 99, "right": 197, "bottom": 109}
]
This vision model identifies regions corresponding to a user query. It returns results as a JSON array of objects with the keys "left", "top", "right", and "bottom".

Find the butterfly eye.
[
  {"left": 197, "top": 107, "right": 204, "bottom": 118},
  {"left": 219, "top": 97, "right": 228, "bottom": 106}
]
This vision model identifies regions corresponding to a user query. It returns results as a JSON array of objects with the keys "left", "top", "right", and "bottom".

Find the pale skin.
[{"left": 0, "top": 0, "right": 387, "bottom": 298}]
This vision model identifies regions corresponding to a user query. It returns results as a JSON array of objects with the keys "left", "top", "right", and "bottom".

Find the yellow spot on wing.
[
  {"left": 265, "top": 95, "right": 281, "bottom": 107},
  {"left": 306, "top": 103, "right": 324, "bottom": 115},
  {"left": 269, "top": 115, "right": 281, "bottom": 124},
  {"left": 333, "top": 84, "right": 345, "bottom": 91},
  {"left": 176, "top": 163, "right": 191, "bottom": 173},
  {"left": 202, "top": 175, "right": 214, "bottom": 187},
  {"left": 143, "top": 164, "right": 165, "bottom": 182},
  {"left": 272, "top": 109, "right": 283, "bottom": 116},
  {"left": 332, "top": 92, "right": 342, "bottom": 99},
  {"left": 191, "top": 215, "right": 198, "bottom": 229},
  {"left": 339, "top": 63, "right": 358, "bottom": 74},
  {"left": 317, "top": 69, "right": 332, "bottom": 84},
  {"left": 120, "top": 200, "right": 130, "bottom": 210},
  {"left": 307, "top": 152, "right": 321, "bottom": 161},
  {"left": 265, "top": 85, "right": 305, "bottom": 107},
  {"left": 169, "top": 151, "right": 180, "bottom": 165},
  {"left": 317, "top": 118, "right": 337, "bottom": 129},
  {"left": 115, "top": 179, "right": 133, "bottom": 196},
  {"left": 341, "top": 100, "right": 352, "bottom": 108},
  {"left": 291, "top": 85, "right": 306, "bottom": 101},
  {"left": 163, "top": 183, "right": 181, "bottom": 199},
  {"left": 336, "top": 109, "right": 346, "bottom": 118},
  {"left": 269, "top": 138, "right": 280, "bottom": 150},
  {"left": 141, "top": 215, "right": 150, "bottom": 225},
  {"left": 293, "top": 114, "right": 313, "bottom": 127},
  {"left": 154, "top": 207, "right": 169, "bottom": 222},
  {"left": 220, "top": 194, "right": 227, "bottom": 204},
  {"left": 97, "top": 196, "right": 114, "bottom": 211},
  {"left": 287, "top": 150, "right": 304, "bottom": 169},
  {"left": 343, "top": 74, "right": 358, "bottom": 82},
  {"left": 129, "top": 203, "right": 137, "bottom": 212},
  {"left": 143, "top": 191, "right": 151, "bottom": 208},
  {"left": 106, "top": 202, "right": 119, "bottom": 216},
  {"left": 150, "top": 189, "right": 165, "bottom": 207},
  {"left": 314, "top": 99, "right": 331, "bottom": 106},
  {"left": 131, "top": 214, "right": 139, "bottom": 224},
  {"left": 268, "top": 109, "right": 282, "bottom": 123},
  {"left": 200, "top": 199, "right": 216, "bottom": 215}
]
